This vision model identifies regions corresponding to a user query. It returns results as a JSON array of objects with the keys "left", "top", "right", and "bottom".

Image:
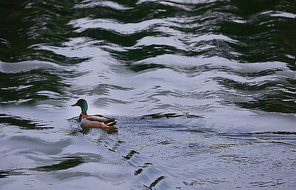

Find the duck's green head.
[{"left": 71, "top": 99, "right": 88, "bottom": 114}]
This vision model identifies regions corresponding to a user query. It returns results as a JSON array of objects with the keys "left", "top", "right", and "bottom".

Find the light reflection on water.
[
  {"left": 0, "top": 0, "right": 295, "bottom": 189},
  {"left": 1, "top": 105, "right": 295, "bottom": 189}
]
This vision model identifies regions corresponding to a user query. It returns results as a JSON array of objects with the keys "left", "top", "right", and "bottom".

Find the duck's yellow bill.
[{"left": 71, "top": 103, "right": 77, "bottom": 106}]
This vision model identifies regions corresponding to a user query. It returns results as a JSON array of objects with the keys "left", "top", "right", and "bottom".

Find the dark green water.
[{"left": 0, "top": 0, "right": 295, "bottom": 189}]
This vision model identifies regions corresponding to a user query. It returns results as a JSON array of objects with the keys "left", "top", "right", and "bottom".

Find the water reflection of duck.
[{"left": 71, "top": 99, "right": 117, "bottom": 133}]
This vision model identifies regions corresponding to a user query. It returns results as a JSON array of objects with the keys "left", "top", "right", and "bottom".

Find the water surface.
[{"left": 0, "top": 0, "right": 295, "bottom": 189}]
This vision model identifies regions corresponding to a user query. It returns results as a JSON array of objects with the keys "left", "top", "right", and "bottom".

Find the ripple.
[
  {"left": 75, "top": 0, "right": 131, "bottom": 10},
  {"left": 34, "top": 157, "right": 84, "bottom": 172},
  {"left": 0, "top": 68, "right": 71, "bottom": 104},
  {"left": 0, "top": 114, "right": 52, "bottom": 130},
  {"left": 1, "top": 1, "right": 295, "bottom": 189},
  {"left": 70, "top": 18, "right": 169, "bottom": 34}
]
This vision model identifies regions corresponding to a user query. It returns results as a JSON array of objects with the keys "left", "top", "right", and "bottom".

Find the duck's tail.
[{"left": 103, "top": 118, "right": 118, "bottom": 126}]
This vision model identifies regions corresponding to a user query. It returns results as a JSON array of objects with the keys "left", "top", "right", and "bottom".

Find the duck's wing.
[
  {"left": 86, "top": 115, "right": 117, "bottom": 126},
  {"left": 92, "top": 114, "right": 111, "bottom": 119}
]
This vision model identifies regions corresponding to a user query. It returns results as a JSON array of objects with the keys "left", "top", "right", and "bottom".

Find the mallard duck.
[{"left": 71, "top": 99, "right": 117, "bottom": 131}]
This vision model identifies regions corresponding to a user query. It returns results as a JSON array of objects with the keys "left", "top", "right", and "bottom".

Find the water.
[{"left": 0, "top": 0, "right": 295, "bottom": 189}]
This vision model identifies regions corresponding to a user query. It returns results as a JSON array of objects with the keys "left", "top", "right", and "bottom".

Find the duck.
[{"left": 71, "top": 99, "right": 117, "bottom": 132}]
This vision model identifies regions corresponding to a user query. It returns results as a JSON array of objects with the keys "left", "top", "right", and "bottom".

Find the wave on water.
[
  {"left": 0, "top": 1, "right": 295, "bottom": 189},
  {"left": 0, "top": 0, "right": 294, "bottom": 114}
]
